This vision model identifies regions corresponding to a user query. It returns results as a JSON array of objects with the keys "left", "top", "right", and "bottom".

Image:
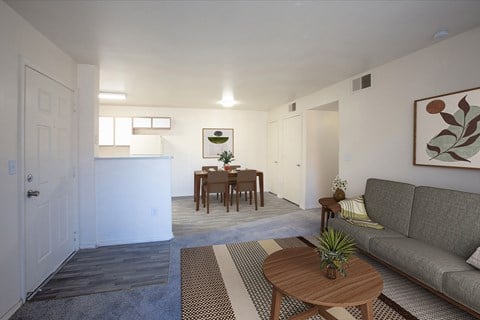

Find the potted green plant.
[
  {"left": 218, "top": 150, "right": 235, "bottom": 170},
  {"left": 316, "top": 228, "right": 356, "bottom": 279}
]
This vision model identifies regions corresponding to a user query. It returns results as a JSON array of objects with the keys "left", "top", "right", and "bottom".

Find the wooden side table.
[
  {"left": 318, "top": 197, "right": 341, "bottom": 232},
  {"left": 263, "top": 247, "right": 383, "bottom": 320}
]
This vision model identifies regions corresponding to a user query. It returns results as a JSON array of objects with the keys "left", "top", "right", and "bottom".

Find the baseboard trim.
[
  {"left": 282, "top": 198, "right": 299, "bottom": 207},
  {"left": 96, "top": 234, "right": 173, "bottom": 247},
  {"left": 1, "top": 300, "right": 22, "bottom": 320},
  {"left": 79, "top": 242, "right": 96, "bottom": 249}
]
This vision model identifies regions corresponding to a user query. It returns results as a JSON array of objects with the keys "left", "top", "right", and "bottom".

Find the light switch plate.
[{"left": 8, "top": 160, "right": 16, "bottom": 175}]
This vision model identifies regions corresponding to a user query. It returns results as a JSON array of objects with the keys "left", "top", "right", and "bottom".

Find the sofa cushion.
[
  {"left": 409, "top": 186, "right": 480, "bottom": 258},
  {"left": 364, "top": 178, "right": 415, "bottom": 236},
  {"left": 339, "top": 196, "right": 384, "bottom": 229},
  {"left": 328, "top": 218, "right": 404, "bottom": 251},
  {"left": 339, "top": 196, "right": 370, "bottom": 221},
  {"left": 443, "top": 271, "right": 480, "bottom": 313},
  {"left": 370, "top": 237, "right": 473, "bottom": 291}
]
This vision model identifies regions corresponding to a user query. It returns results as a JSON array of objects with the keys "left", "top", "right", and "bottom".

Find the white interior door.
[
  {"left": 267, "top": 121, "right": 280, "bottom": 195},
  {"left": 25, "top": 67, "right": 75, "bottom": 294},
  {"left": 282, "top": 115, "right": 302, "bottom": 205}
]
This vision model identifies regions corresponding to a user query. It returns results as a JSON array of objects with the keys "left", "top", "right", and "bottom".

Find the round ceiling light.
[{"left": 218, "top": 98, "right": 237, "bottom": 108}]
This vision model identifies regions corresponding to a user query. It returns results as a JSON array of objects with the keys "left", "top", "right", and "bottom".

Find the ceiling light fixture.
[
  {"left": 98, "top": 92, "right": 127, "bottom": 100},
  {"left": 433, "top": 29, "right": 449, "bottom": 41},
  {"left": 218, "top": 97, "right": 238, "bottom": 108},
  {"left": 218, "top": 96, "right": 238, "bottom": 108}
]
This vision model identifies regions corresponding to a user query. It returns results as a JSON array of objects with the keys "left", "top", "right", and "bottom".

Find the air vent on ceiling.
[
  {"left": 288, "top": 102, "right": 297, "bottom": 112},
  {"left": 352, "top": 74, "right": 371, "bottom": 92}
]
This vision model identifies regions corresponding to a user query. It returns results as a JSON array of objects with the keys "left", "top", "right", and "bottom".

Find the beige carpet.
[{"left": 173, "top": 193, "right": 302, "bottom": 237}]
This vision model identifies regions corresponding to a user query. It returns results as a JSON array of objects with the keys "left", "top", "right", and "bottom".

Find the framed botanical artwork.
[
  {"left": 202, "top": 128, "right": 234, "bottom": 158},
  {"left": 414, "top": 86, "right": 480, "bottom": 169}
]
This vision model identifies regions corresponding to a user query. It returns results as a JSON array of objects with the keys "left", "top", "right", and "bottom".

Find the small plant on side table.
[{"left": 317, "top": 228, "right": 356, "bottom": 279}]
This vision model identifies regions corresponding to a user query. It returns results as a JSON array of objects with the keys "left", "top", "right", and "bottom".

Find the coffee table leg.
[
  {"left": 359, "top": 300, "right": 374, "bottom": 320},
  {"left": 270, "top": 288, "right": 283, "bottom": 320},
  {"left": 316, "top": 306, "right": 338, "bottom": 320}
]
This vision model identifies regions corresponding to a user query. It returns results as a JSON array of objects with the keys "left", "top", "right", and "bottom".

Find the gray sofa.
[{"left": 328, "top": 178, "right": 480, "bottom": 316}]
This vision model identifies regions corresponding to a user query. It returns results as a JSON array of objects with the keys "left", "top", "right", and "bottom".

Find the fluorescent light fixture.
[{"left": 98, "top": 92, "right": 127, "bottom": 100}]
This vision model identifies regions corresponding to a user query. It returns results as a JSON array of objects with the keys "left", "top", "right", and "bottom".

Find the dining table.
[{"left": 193, "top": 169, "right": 264, "bottom": 211}]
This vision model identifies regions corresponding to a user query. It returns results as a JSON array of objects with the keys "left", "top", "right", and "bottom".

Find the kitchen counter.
[{"left": 95, "top": 156, "right": 173, "bottom": 245}]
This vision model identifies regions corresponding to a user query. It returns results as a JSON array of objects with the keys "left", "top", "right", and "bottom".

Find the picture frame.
[
  {"left": 414, "top": 86, "right": 480, "bottom": 169},
  {"left": 202, "top": 128, "right": 234, "bottom": 158}
]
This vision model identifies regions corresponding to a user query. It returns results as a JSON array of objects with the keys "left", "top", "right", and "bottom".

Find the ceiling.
[{"left": 6, "top": 1, "right": 480, "bottom": 111}]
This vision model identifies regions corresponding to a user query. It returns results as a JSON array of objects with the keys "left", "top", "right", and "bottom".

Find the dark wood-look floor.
[
  {"left": 32, "top": 194, "right": 299, "bottom": 301},
  {"left": 32, "top": 241, "right": 170, "bottom": 300}
]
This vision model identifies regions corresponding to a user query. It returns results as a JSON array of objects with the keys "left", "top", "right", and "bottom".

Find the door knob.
[
  {"left": 27, "top": 190, "right": 40, "bottom": 198},
  {"left": 296, "top": 164, "right": 301, "bottom": 167}
]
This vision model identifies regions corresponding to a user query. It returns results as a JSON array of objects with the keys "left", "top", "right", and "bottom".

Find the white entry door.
[
  {"left": 282, "top": 115, "right": 302, "bottom": 205},
  {"left": 25, "top": 67, "right": 75, "bottom": 294},
  {"left": 267, "top": 121, "right": 280, "bottom": 195}
]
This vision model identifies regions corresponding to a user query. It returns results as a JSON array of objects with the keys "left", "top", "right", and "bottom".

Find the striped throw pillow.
[
  {"left": 339, "top": 196, "right": 384, "bottom": 230},
  {"left": 467, "top": 247, "right": 480, "bottom": 269}
]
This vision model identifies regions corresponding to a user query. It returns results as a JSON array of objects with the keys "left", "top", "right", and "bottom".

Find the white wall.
[
  {"left": 0, "top": 2, "right": 77, "bottom": 318},
  {"left": 99, "top": 105, "right": 268, "bottom": 196},
  {"left": 95, "top": 157, "right": 173, "bottom": 245},
  {"left": 77, "top": 65, "right": 99, "bottom": 248},
  {"left": 269, "top": 26, "right": 480, "bottom": 198},
  {"left": 305, "top": 109, "right": 339, "bottom": 208}
]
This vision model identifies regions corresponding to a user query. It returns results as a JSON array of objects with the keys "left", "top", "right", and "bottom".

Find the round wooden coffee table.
[{"left": 263, "top": 247, "right": 383, "bottom": 320}]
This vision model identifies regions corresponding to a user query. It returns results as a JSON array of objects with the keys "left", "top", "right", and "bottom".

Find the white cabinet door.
[{"left": 282, "top": 115, "right": 302, "bottom": 205}]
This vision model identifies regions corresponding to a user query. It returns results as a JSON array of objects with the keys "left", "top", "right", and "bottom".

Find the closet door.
[
  {"left": 267, "top": 121, "right": 280, "bottom": 195},
  {"left": 282, "top": 115, "right": 302, "bottom": 205}
]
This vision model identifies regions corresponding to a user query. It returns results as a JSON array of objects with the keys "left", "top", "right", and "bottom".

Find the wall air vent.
[
  {"left": 288, "top": 102, "right": 297, "bottom": 112},
  {"left": 352, "top": 74, "right": 371, "bottom": 92}
]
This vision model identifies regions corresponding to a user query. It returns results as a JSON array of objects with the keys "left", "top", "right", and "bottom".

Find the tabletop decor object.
[
  {"left": 414, "top": 86, "right": 480, "bottom": 169},
  {"left": 317, "top": 228, "right": 356, "bottom": 279},
  {"left": 202, "top": 128, "right": 234, "bottom": 158},
  {"left": 331, "top": 175, "right": 347, "bottom": 201},
  {"left": 217, "top": 150, "right": 235, "bottom": 170}
]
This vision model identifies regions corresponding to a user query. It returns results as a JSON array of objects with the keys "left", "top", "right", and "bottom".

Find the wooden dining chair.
[
  {"left": 227, "top": 165, "right": 241, "bottom": 199},
  {"left": 202, "top": 170, "right": 229, "bottom": 214},
  {"left": 201, "top": 166, "right": 218, "bottom": 200},
  {"left": 227, "top": 166, "right": 252, "bottom": 203},
  {"left": 232, "top": 170, "right": 257, "bottom": 211}
]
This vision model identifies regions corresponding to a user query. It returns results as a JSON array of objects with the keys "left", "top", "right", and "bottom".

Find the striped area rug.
[{"left": 181, "top": 237, "right": 417, "bottom": 320}]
